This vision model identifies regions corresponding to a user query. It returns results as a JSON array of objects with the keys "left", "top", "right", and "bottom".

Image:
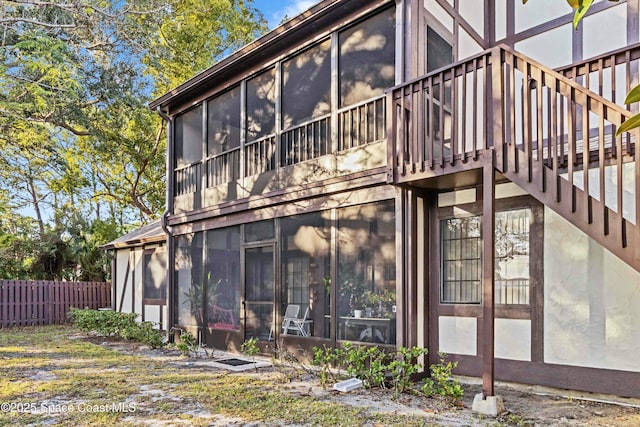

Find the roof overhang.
[
  {"left": 100, "top": 220, "right": 166, "bottom": 251},
  {"left": 150, "top": 0, "right": 389, "bottom": 113}
]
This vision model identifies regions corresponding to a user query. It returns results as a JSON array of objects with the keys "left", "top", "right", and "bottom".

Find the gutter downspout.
[{"left": 156, "top": 106, "right": 176, "bottom": 342}]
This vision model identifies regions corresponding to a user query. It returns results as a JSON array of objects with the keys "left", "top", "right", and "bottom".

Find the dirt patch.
[
  {"left": 6, "top": 331, "right": 638, "bottom": 426},
  {"left": 96, "top": 337, "right": 640, "bottom": 426}
]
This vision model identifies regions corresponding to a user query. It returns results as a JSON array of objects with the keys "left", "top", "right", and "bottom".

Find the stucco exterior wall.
[
  {"left": 115, "top": 250, "right": 133, "bottom": 313},
  {"left": 544, "top": 207, "right": 640, "bottom": 372},
  {"left": 439, "top": 316, "right": 477, "bottom": 356},
  {"left": 113, "top": 245, "right": 168, "bottom": 330},
  {"left": 495, "top": 318, "right": 531, "bottom": 361},
  {"left": 133, "top": 248, "right": 143, "bottom": 316}
]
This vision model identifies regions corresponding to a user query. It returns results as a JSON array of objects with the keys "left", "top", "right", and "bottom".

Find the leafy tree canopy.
[{"left": 0, "top": 0, "right": 267, "bottom": 279}]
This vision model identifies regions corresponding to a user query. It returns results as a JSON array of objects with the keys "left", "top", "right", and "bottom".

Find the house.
[
  {"left": 101, "top": 220, "right": 169, "bottom": 330},
  {"left": 150, "top": 0, "right": 640, "bottom": 399}
]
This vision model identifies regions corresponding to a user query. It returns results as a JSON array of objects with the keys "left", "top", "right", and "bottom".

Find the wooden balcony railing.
[
  {"left": 388, "top": 51, "right": 491, "bottom": 175},
  {"left": 205, "top": 148, "right": 240, "bottom": 187},
  {"left": 388, "top": 45, "right": 640, "bottom": 271},
  {"left": 245, "top": 135, "right": 276, "bottom": 176},
  {"left": 172, "top": 95, "right": 388, "bottom": 196},
  {"left": 557, "top": 42, "right": 640, "bottom": 109},
  {"left": 281, "top": 115, "right": 331, "bottom": 166},
  {"left": 556, "top": 43, "right": 640, "bottom": 156},
  {"left": 338, "top": 95, "right": 386, "bottom": 151},
  {"left": 175, "top": 161, "right": 201, "bottom": 196}
]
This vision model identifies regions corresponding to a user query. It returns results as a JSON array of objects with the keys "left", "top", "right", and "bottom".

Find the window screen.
[
  {"left": 247, "top": 68, "right": 276, "bottom": 142},
  {"left": 143, "top": 249, "right": 167, "bottom": 301},
  {"left": 207, "top": 86, "right": 241, "bottom": 157},
  {"left": 426, "top": 25, "right": 454, "bottom": 73},
  {"left": 175, "top": 105, "right": 202, "bottom": 167},
  {"left": 281, "top": 39, "right": 331, "bottom": 129},
  {"left": 495, "top": 209, "right": 531, "bottom": 305},
  {"left": 245, "top": 220, "right": 275, "bottom": 242},
  {"left": 339, "top": 8, "right": 395, "bottom": 107}
]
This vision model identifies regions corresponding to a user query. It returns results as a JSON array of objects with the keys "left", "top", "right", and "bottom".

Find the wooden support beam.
[{"left": 482, "top": 151, "right": 496, "bottom": 397}]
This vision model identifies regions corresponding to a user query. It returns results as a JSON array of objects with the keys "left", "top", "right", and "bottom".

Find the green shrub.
[
  {"left": 388, "top": 346, "right": 428, "bottom": 398},
  {"left": 420, "top": 353, "right": 463, "bottom": 401},
  {"left": 241, "top": 337, "right": 259, "bottom": 358},
  {"left": 341, "top": 343, "right": 388, "bottom": 389},
  {"left": 176, "top": 331, "right": 198, "bottom": 356},
  {"left": 311, "top": 345, "right": 343, "bottom": 388},
  {"left": 241, "top": 337, "right": 260, "bottom": 371},
  {"left": 311, "top": 344, "right": 463, "bottom": 401},
  {"left": 68, "top": 308, "right": 164, "bottom": 348}
]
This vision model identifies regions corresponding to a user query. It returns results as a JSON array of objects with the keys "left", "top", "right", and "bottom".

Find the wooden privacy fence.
[{"left": 0, "top": 280, "right": 111, "bottom": 328}]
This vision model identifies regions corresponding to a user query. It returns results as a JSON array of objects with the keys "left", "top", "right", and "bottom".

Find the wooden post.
[{"left": 482, "top": 151, "right": 496, "bottom": 397}]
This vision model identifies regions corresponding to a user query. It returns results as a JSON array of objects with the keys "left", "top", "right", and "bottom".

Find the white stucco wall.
[
  {"left": 439, "top": 316, "right": 477, "bottom": 356},
  {"left": 143, "top": 304, "right": 168, "bottom": 329},
  {"left": 114, "top": 245, "right": 168, "bottom": 330},
  {"left": 115, "top": 250, "right": 133, "bottom": 313},
  {"left": 133, "top": 248, "right": 143, "bottom": 316},
  {"left": 544, "top": 207, "right": 640, "bottom": 372},
  {"left": 495, "top": 318, "right": 531, "bottom": 361},
  {"left": 569, "top": 163, "right": 636, "bottom": 223}
]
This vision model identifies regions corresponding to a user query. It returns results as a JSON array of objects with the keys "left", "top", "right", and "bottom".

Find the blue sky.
[{"left": 252, "top": 0, "right": 319, "bottom": 29}]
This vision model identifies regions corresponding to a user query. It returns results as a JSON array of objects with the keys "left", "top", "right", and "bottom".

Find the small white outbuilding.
[{"left": 101, "top": 220, "right": 168, "bottom": 330}]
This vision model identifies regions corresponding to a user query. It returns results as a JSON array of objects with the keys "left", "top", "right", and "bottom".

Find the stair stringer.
[
  {"left": 501, "top": 154, "right": 640, "bottom": 273},
  {"left": 493, "top": 46, "right": 640, "bottom": 274}
]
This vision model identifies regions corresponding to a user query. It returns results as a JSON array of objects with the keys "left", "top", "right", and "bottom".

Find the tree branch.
[{"left": 0, "top": 17, "right": 77, "bottom": 29}]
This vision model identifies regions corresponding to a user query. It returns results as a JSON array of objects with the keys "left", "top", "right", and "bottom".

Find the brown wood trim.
[
  {"left": 142, "top": 299, "right": 166, "bottom": 306},
  {"left": 447, "top": 354, "right": 640, "bottom": 399},
  {"left": 428, "top": 194, "right": 441, "bottom": 367},
  {"left": 438, "top": 304, "right": 482, "bottom": 317},
  {"left": 419, "top": 192, "right": 432, "bottom": 355},
  {"left": 395, "top": 188, "right": 405, "bottom": 348},
  {"left": 407, "top": 189, "right": 418, "bottom": 347},
  {"left": 630, "top": 0, "right": 639, "bottom": 44},
  {"left": 170, "top": 168, "right": 388, "bottom": 228},
  {"left": 481, "top": 157, "right": 496, "bottom": 396},
  {"left": 131, "top": 251, "right": 135, "bottom": 315},
  {"left": 410, "top": 0, "right": 421, "bottom": 79},
  {"left": 485, "top": 0, "right": 495, "bottom": 46},
  {"left": 434, "top": 0, "right": 488, "bottom": 50},
  {"left": 159, "top": 1, "right": 395, "bottom": 115},
  {"left": 111, "top": 257, "right": 117, "bottom": 312},
  {"left": 437, "top": 304, "right": 530, "bottom": 319},
  {"left": 530, "top": 200, "right": 544, "bottom": 362},
  {"left": 330, "top": 207, "right": 338, "bottom": 343},
  {"left": 171, "top": 179, "right": 395, "bottom": 236}
]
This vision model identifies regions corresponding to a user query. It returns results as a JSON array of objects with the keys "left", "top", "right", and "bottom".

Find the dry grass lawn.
[{"left": 0, "top": 325, "right": 639, "bottom": 426}]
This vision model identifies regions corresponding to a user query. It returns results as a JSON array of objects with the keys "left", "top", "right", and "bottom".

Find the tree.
[{"left": 0, "top": 0, "right": 268, "bottom": 279}]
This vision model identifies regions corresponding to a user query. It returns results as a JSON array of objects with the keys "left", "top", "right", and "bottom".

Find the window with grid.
[
  {"left": 440, "top": 208, "right": 532, "bottom": 305},
  {"left": 495, "top": 208, "right": 531, "bottom": 305},
  {"left": 440, "top": 216, "right": 482, "bottom": 304}
]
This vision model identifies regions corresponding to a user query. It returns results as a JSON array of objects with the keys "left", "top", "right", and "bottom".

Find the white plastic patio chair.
[
  {"left": 280, "top": 304, "right": 301, "bottom": 335},
  {"left": 290, "top": 306, "right": 313, "bottom": 337}
]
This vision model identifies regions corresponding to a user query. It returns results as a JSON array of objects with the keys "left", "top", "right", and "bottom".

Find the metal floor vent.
[
  {"left": 215, "top": 358, "right": 254, "bottom": 367},
  {"left": 208, "top": 357, "right": 271, "bottom": 372}
]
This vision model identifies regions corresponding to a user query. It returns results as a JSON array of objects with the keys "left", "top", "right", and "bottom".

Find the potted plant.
[{"left": 184, "top": 272, "right": 221, "bottom": 326}]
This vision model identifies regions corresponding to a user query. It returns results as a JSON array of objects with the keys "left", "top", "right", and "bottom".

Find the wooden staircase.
[{"left": 388, "top": 45, "right": 640, "bottom": 272}]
